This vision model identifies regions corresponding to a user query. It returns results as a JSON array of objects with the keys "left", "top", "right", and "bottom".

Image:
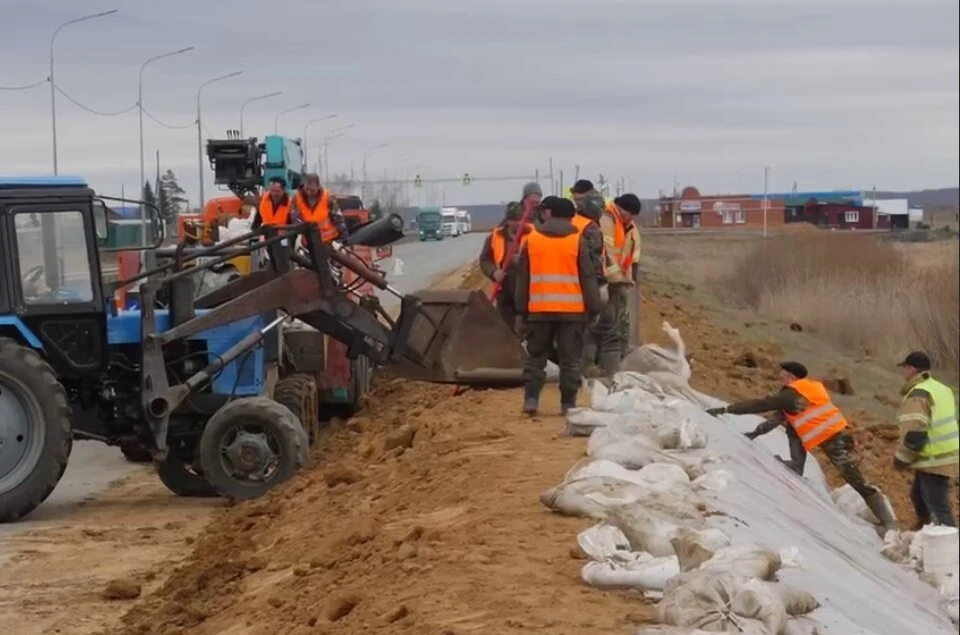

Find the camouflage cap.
[
  {"left": 580, "top": 193, "right": 606, "bottom": 220},
  {"left": 504, "top": 200, "right": 523, "bottom": 220}
]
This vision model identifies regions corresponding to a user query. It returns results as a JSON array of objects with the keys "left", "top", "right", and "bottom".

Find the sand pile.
[{"left": 115, "top": 370, "right": 649, "bottom": 634}]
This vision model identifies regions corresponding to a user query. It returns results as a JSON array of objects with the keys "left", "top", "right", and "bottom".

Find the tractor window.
[{"left": 14, "top": 210, "right": 94, "bottom": 305}]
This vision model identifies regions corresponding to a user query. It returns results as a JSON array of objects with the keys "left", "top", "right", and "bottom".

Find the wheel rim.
[
  {"left": 218, "top": 421, "right": 282, "bottom": 485},
  {"left": 0, "top": 376, "right": 46, "bottom": 495}
]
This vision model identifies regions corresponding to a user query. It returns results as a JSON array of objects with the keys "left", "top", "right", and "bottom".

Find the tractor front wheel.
[
  {"left": 0, "top": 338, "right": 72, "bottom": 522},
  {"left": 198, "top": 397, "right": 309, "bottom": 500},
  {"left": 274, "top": 374, "right": 319, "bottom": 446},
  {"left": 154, "top": 437, "right": 218, "bottom": 497}
]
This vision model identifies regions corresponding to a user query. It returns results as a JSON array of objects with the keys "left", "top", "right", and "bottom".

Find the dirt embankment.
[{"left": 113, "top": 259, "right": 949, "bottom": 634}]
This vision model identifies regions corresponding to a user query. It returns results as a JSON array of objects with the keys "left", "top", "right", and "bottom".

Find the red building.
[
  {"left": 785, "top": 199, "right": 907, "bottom": 230},
  {"left": 657, "top": 186, "right": 786, "bottom": 230}
]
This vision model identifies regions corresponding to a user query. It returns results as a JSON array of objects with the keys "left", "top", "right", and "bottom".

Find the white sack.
[
  {"left": 700, "top": 544, "right": 783, "bottom": 581},
  {"left": 636, "top": 629, "right": 747, "bottom": 635},
  {"left": 657, "top": 419, "right": 710, "bottom": 450},
  {"left": 607, "top": 503, "right": 691, "bottom": 557},
  {"left": 545, "top": 359, "right": 559, "bottom": 381},
  {"left": 577, "top": 524, "right": 632, "bottom": 561},
  {"left": 581, "top": 556, "right": 681, "bottom": 592},
  {"left": 589, "top": 437, "right": 711, "bottom": 478},
  {"left": 587, "top": 419, "right": 661, "bottom": 455},
  {"left": 755, "top": 581, "right": 820, "bottom": 616},
  {"left": 671, "top": 527, "right": 733, "bottom": 571},
  {"left": 830, "top": 483, "right": 897, "bottom": 526},
  {"left": 539, "top": 477, "right": 651, "bottom": 519},
  {"left": 692, "top": 469, "right": 736, "bottom": 492},
  {"left": 657, "top": 571, "right": 783, "bottom": 634},
  {"left": 563, "top": 408, "right": 625, "bottom": 437},
  {"left": 730, "top": 578, "right": 790, "bottom": 634}
]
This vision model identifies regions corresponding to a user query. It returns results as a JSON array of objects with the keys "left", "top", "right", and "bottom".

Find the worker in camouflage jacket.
[
  {"left": 478, "top": 201, "right": 530, "bottom": 333},
  {"left": 568, "top": 180, "right": 609, "bottom": 375},
  {"left": 707, "top": 361, "right": 897, "bottom": 534},
  {"left": 893, "top": 352, "right": 958, "bottom": 528}
]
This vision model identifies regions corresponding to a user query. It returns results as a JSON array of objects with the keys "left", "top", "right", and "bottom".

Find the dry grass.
[{"left": 723, "top": 233, "right": 959, "bottom": 371}]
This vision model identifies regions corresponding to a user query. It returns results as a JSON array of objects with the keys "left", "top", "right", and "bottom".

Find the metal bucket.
[{"left": 389, "top": 289, "right": 526, "bottom": 386}]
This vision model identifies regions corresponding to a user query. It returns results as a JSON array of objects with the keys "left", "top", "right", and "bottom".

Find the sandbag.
[
  {"left": 581, "top": 555, "right": 681, "bottom": 592},
  {"left": 539, "top": 476, "right": 651, "bottom": 519},
  {"left": 657, "top": 419, "right": 709, "bottom": 450},
  {"left": 757, "top": 581, "right": 820, "bottom": 616},
  {"left": 577, "top": 524, "right": 632, "bottom": 561},
  {"left": 564, "top": 408, "right": 633, "bottom": 437},
  {"left": 730, "top": 578, "right": 789, "bottom": 634},
  {"left": 607, "top": 503, "right": 690, "bottom": 557},
  {"left": 692, "top": 469, "right": 735, "bottom": 492},
  {"left": 587, "top": 420, "right": 661, "bottom": 455},
  {"left": 635, "top": 629, "right": 746, "bottom": 635},
  {"left": 831, "top": 483, "right": 897, "bottom": 526},
  {"left": 657, "top": 571, "right": 782, "bottom": 634},
  {"left": 589, "top": 438, "right": 711, "bottom": 478},
  {"left": 700, "top": 544, "right": 783, "bottom": 581},
  {"left": 672, "top": 527, "right": 733, "bottom": 571}
]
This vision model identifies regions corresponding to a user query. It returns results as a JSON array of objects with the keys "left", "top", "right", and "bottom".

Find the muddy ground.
[{"left": 1, "top": 231, "right": 952, "bottom": 634}]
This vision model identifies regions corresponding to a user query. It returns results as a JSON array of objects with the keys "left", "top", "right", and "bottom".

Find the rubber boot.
[
  {"left": 598, "top": 351, "right": 621, "bottom": 379},
  {"left": 864, "top": 491, "right": 898, "bottom": 536},
  {"left": 560, "top": 390, "right": 577, "bottom": 416},
  {"left": 522, "top": 385, "right": 540, "bottom": 416}
]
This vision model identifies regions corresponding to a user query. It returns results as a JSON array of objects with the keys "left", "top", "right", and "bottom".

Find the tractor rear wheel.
[
  {"left": 198, "top": 397, "right": 309, "bottom": 500},
  {"left": 0, "top": 338, "right": 72, "bottom": 522},
  {"left": 274, "top": 374, "right": 319, "bottom": 446},
  {"left": 121, "top": 443, "right": 153, "bottom": 464}
]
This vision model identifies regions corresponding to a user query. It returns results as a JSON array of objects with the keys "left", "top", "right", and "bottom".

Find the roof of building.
[
  {"left": 758, "top": 190, "right": 863, "bottom": 206},
  {"left": 0, "top": 175, "right": 88, "bottom": 189}
]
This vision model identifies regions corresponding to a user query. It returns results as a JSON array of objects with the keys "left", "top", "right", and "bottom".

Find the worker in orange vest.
[
  {"left": 707, "top": 361, "right": 898, "bottom": 534},
  {"left": 594, "top": 193, "right": 642, "bottom": 376},
  {"left": 515, "top": 196, "right": 604, "bottom": 416},
  {"left": 290, "top": 173, "right": 349, "bottom": 244},
  {"left": 253, "top": 177, "right": 291, "bottom": 228},
  {"left": 479, "top": 201, "right": 531, "bottom": 332}
]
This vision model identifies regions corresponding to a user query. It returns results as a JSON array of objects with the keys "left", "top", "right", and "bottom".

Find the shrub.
[{"left": 724, "top": 234, "right": 959, "bottom": 372}]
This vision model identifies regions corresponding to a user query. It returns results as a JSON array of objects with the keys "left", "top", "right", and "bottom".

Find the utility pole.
[
  {"left": 548, "top": 157, "right": 555, "bottom": 195},
  {"left": 872, "top": 184, "right": 878, "bottom": 230},
  {"left": 762, "top": 166, "right": 770, "bottom": 239}
]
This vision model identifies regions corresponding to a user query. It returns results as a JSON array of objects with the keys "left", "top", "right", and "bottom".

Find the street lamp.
[
  {"left": 196, "top": 70, "right": 243, "bottom": 205},
  {"left": 239, "top": 91, "right": 282, "bottom": 137},
  {"left": 273, "top": 103, "right": 310, "bottom": 134},
  {"left": 139, "top": 46, "right": 194, "bottom": 245},
  {"left": 302, "top": 113, "right": 338, "bottom": 160},
  {"left": 319, "top": 124, "right": 356, "bottom": 181},
  {"left": 50, "top": 9, "right": 119, "bottom": 174}
]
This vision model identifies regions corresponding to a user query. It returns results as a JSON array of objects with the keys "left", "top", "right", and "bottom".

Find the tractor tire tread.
[
  {"left": 198, "top": 397, "right": 309, "bottom": 501},
  {"left": 274, "top": 374, "right": 319, "bottom": 445},
  {"left": 0, "top": 338, "right": 72, "bottom": 523}
]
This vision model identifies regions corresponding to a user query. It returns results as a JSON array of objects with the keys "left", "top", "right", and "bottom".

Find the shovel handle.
[{"left": 489, "top": 202, "right": 537, "bottom": 302}]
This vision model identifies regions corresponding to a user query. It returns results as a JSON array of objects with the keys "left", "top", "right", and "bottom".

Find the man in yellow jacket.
[{"left": 894, "top": 352, "right": 958, "bottom": 528}]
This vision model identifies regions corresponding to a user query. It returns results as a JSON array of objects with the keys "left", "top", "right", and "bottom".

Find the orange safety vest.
[
  {"left": 572, "top": 213, "right": 607, "bottom": 261},
  {"left": 258, "top": 193, "right": 291, "bottom": 226},
  {"left": 526, "top": 228, "right": 584, "bottom": 313},
  {"left": 294, "top": 189, "right": 338, "bottom": 242},
  {"left": 603, "top": 202, "right": 634, "bottom": 270},
  {"left": 784, "top": 378, "right": 848, "bottom": 450},
  {"left": 490, "top": 223, "right": 531, "bottom": 267}
]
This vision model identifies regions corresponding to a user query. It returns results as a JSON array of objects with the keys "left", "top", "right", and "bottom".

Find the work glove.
[
  {"left": 893, "top": 457, "right": 911, "bottom": 471},
  {"left": 599, "top": 285, "right": 610, "bottom": 304},
  {"left": 705, "top": 407, "right": 726, "bottom": 417},
  {"left": 493, "top": 268, "right": 506, "bottom": 283},
  {"left": 744, "top": 430, "right": 759, "bottom": 441}
]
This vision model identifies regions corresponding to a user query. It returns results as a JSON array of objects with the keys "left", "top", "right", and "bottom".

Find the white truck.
[
  {"left": 440, "top": 207, "right": 460, "bottom": 237},
  {"left": 456, "top": 209, "right": 471, "bottom": 235}
]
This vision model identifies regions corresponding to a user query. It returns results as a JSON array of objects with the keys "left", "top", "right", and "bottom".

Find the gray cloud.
[{"left": 1, "top": 0, "right": 956, "bottom": 205}]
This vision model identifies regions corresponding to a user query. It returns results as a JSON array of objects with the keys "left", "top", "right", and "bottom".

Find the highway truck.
[{"left": 417, "top": 207, "right": 443, "bottom": 241}]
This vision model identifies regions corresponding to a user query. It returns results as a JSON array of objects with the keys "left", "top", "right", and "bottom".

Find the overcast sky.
[{"left": 1, "top": 0, "right": 957, "bottom": 206}]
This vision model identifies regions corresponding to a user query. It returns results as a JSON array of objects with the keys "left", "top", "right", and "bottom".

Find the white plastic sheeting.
[{"left": 563, "top": 376, "right": 956, "bottom": 633}]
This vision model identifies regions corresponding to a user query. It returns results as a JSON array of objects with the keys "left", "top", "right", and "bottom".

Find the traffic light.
[
  {"left": 413, "top": 174, "right": 422, "bottom": 188},
  {"left": 462, "top": 172, "right": 472, "bottom": 186}
]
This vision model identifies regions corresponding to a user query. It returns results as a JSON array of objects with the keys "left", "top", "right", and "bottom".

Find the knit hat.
[
  {"left": 539, "top": 196, "right": 575, "bottom": 219},
  {"left": 897, "top": 351, "right": 931, "bottom": 371},
  {"left": 504, "top": 201, "right": 523, "bottom": 221},
  {"left": 570, "top": 179, "right": 595, "bottom": 194},
  {"left": 779, "top": 361, "right": 808, "bottom": 379},
  {"left": 580, "top": 194, "right": 606, "bottom": 220},
  {"left": 614, "top": 193, "right": 642, "bottom": 215},
  {"left": 521, "top": 181, "right": 543, "bottom": 200}
]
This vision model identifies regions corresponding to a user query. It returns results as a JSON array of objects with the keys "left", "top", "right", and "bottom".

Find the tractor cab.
[{"left": 0, "top": 177, "right": 158, "bottom": 377}]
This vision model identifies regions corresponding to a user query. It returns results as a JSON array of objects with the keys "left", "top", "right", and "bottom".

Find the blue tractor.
[{"left": 0, "top": 175, "right": 527, "bottom": 522}]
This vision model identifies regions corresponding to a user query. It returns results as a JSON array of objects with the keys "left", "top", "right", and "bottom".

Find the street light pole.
[
  {"left": 318, "top": 124, "right": 355, "bottom": 182},
  {"left": 50, "top": 9, "right": 118, "bottom": 175},
  {"left": 239, "top": 91, "right": 282, "bottom": 137},
  {"left": 197, "top": 70, "right": 243, "bottom": 205},
  {"left": 139, "top": 46, "right": 194, "bottom": 245},
  {"left": 273, "top": 103, "right": 310, "bottom": 134},
  {"left": 301, "top": 114, "right": 338, "bottom": 171}
]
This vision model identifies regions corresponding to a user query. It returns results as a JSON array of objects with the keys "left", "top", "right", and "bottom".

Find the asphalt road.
[{"left": 0, "top": 233, "right": 485, "bottom": 535}]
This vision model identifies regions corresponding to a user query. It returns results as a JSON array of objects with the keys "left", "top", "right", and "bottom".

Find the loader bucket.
[{"left": 389, "top": 289, "right": 527, "bottom": 386}]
